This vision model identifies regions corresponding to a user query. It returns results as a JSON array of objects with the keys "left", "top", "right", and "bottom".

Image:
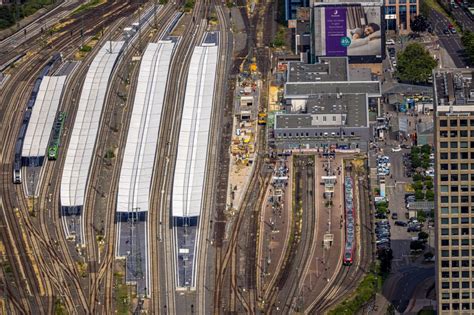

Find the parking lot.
[{"left": 370, "top": 103, "right": 436, "bottom": 312}]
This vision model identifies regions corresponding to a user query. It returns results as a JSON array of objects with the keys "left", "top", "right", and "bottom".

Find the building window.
[
  {"left": 441, "top": 207, "right": 449, "bottom": 214},
  {"left": 452, "top": 239, "right": 459, "bottom": 245},
  {"left": 451, "top": 120, "right": 458, "bottom": 127},
  {"left": 442, "top": 303, "right": 450, "bottom": 310},
  {"left": 440, "top": 131, "right": 448, "bottom": 137},
  {"left": 441, "top": 218, "right": 449, "bottom": 224},
  {"left": 440, "top": 142, "right": 448, "bottom": 149},
  {"left": 409, "top": 4, "right": 417, "bottom": 13},
  {"left": 440, "top": 119, "right": 448, "bottom": 127},
  {"left": 323, "top": 116, "right": 326, "bottom": 122},
  {"left": 386, "top": 5, "right": 396, "bottom": 14},
  {"left": 461, "top": 130, "right": 468, "bottom": 137},
  {"left": 442, "top": 260, "right": 449, "bottom": 267}
]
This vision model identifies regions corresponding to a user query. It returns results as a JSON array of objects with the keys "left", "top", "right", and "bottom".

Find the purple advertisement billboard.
[
  {"left": 314, "top": 5, "right": 383, "bottom": 58},
  {"left": 325, "top": 7, "right": 347, "bottom": 56}
]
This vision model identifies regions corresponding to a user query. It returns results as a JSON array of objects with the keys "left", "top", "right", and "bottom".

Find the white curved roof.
[
  {"left": 172, "top": 44, "right": 218, "bottom": 218},
  {"left": 61, "top": 41, "right": 124, "bottom": 207},
  {"left": 116, "top": 41, "right": 175, "bottom": 213},
  {"left": 22, "top": 75, "right": 66, "bottom": 158}
]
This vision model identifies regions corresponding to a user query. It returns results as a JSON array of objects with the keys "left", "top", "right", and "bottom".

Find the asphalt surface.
[
  {"left": 449, "top": 5, "right": 474, "bottom": 33},
  {"left": 385, "top": 265, "right": 435, "bottom": 313},
  {"left": 428, "top": 9, "right": 468, "bottom": 67}
]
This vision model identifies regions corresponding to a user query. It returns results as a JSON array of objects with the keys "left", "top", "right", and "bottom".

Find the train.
[
  {"left": 12, "top": 53, "right": 62, "bottom": 184},
  {"left": 343, "top": 176, "right": 356, "bottom": 266},
  {"left": 47, "top": 112, "right": 67, "bottom": 160}
]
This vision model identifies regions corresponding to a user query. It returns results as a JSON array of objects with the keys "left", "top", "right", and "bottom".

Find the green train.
[{"left": 48, "top": 112, "right": 66, "bottom": 160}]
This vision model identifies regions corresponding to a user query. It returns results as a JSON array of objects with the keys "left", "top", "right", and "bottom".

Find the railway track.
[
  {"left": 81, "top": 4, "right": 179, "bottom": 313},
  {"left": 0, "top": 2, "right": 146, "bottom": 312},
  {"left": 147, "top": 2, "right": 209, "bottom": 314},
  {"left": 306, "top": 171, "right": 373, "bottom": 314}
]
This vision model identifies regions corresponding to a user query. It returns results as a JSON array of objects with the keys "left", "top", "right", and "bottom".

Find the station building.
[{"left": 272, "top": 57, "right": 381, "bottom": 151}]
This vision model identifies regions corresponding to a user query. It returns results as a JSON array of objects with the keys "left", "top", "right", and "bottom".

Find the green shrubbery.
[
  {"left": 328, "top": 267, "right": 381, "bottom": 315},
  {"left": 0, "top": 0, "right": 54, "bottom": 30}
]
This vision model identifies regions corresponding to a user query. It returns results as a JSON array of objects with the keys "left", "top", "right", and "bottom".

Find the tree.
[
  {"left": 410, "top": 240, "right": 425, "bottom": 251},
  {"left": 417, "top": 211, "right": 427, "bottom": 222},
  {"left": 421, "top": 144, "right": 431, "bottom": 155},
  {"left": 418, "top": 231, "right": 429, "bottom": 240},
  {"left": 411, "top": 15, "right": 428, "bottom": 33},
  {"left": 425, "top": 180, "right": 433, "bottom": 190},
  {"left": 378, "top": 248, "right": 393, "bottom": 273},
  {"left": 413, "top": 173, "right": 423, "bottom": 182},
  {"left": 397, "top": 43, "right": 437, "bottom": 83},
  {"left": 425, "top": 189, "right": 434, "bottom": 201},
  {"left": 424, "top": 252, "right": 434, "bottom": 260},
  {"left": 415, "top": 189, "right": 424, "bottom": 201},
  {"left": 461, "top": 31, "right": 474, "bottom": 66}
]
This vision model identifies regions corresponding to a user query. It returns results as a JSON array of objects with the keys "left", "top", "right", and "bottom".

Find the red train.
[{"left": 343, "top": 176, "right": 356, "bottom": 266}]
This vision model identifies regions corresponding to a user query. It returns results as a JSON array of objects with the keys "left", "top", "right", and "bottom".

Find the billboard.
[{"left": 313, "top": 4, "right": 383, "bottom": 59}]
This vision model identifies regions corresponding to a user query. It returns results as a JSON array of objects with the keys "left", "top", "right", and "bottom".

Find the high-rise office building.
[
  {"left": 384, "top": 0, "right": 418, "bottom": 33},
  {"left": 434, "top": 68, "right": 474, "bottom": 313}
]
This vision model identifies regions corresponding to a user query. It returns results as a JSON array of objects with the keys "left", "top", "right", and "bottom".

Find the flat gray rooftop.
[
  {"left": 285, "top": 81, "right": 381, "bottom": 98},
  {"left": 276, "top": 94, "right": 368, "bottom": 128},
  {"left": 287, "top": 58, "right": 348, "bottom": 82},
  {"left": 349, "top": 67, "right": 373, "bottom": 81}
]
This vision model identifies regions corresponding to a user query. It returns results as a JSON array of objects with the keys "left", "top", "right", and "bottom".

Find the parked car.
[
  {"left": 391, "top": 146, "right": 402, "bottom": 152},
  {"left": 400, "top": 144, "right": 410, "bottom": 149},
  {"left": 408, "top": 226, "right": 421, "bottom": 232},
  {"left": 391, "top": 212, "right": 398, "bottom": 220},
  {"left": 450, "top": 28, "right": 457, "bottom": 34},
  {"left": 394, "top": 221, "right": 408, "bottom": 227},
  {"left": 376, "top": 238, "right": 390, "bottom": 244},
  {"left": 376, "top": 213, "right": 387, "bottom": 219},
  {"left": 443, "top": 28, "right": 450, "bottom": 35},
  {"left": 386, "top": 39, "right": 395, "bottom": 45}
]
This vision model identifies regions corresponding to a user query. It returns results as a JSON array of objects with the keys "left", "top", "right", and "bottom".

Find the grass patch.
[
  {"left": 115, "top": 272, "right": 131, "bottom": 315},
  {"left": 271, "top": 26, "right": 286, "bottom": 48},
  {"left": 183, "top": 0, "right": 195, "bottom": 12},
  {"left": 72, "top": 0, "right": 106, "bottom": 16},
  {"left": 328, "top": 265, "right": 381, "bottom": 315},
  {"left": 54, "top": 298, "right": 67, "bottom": 315},
  {"left": 79, "top": 45, "right": 92, "bottom": 52}
]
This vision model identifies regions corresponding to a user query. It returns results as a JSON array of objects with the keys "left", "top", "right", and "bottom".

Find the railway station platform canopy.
[
  {"left": 61, "top": 41, "right": 124, "bottom": 208},
  {"left": 22, "top": 75, "right": 66, "bottom": 160},
  {"left": 116, "top": 40, "right": 175, "bottom": 213},
  {"left": 172, "top": 43, "right": 218, "bottom": 219}
]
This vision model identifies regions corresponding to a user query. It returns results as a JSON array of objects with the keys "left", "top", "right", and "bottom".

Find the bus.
[{"left": 47, "top": 112, "right": 66, "bottom": 160}]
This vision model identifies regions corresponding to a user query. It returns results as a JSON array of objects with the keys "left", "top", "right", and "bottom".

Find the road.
[
  {"left": 449, "top": 5, "right": 474, "bottom": 33},
  {"left": 428, "top": 8, "right": 467, "bottom": 67}
]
